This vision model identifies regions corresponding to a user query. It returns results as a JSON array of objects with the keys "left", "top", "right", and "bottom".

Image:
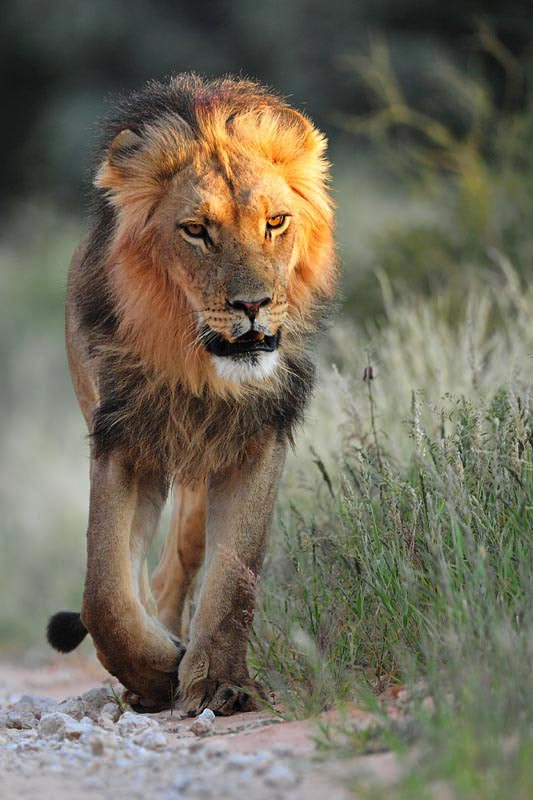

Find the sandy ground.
[{"left": 0, "top": 655, "right": 401, "bottom": 800}]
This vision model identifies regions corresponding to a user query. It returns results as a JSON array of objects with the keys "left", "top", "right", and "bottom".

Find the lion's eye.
[
  {"left": 182, "top": 222, "right": 207, "bottom": 238},
  {"left": 266, "top": 215, "right": 286, "bottom": 230}
]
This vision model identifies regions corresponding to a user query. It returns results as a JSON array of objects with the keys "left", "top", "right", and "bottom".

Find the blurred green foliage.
[
  {"left": 1, "top": 1, "right": 531, "bottom": 206},
  {"left": 338, "top": 35, "right": 533, "bottom": 319}
]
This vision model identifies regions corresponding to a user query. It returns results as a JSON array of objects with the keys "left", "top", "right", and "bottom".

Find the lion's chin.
[{"left": 211, "top": 350, "right": 280, "bottom": 384}]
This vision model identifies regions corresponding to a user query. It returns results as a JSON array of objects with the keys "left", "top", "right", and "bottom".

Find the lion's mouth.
[{"left": 203, "top": 328, "right": 281, "bottom": 358}]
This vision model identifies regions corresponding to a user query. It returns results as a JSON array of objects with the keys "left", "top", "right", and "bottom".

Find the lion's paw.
[
  {"left": 122, "top": 688, "right": 178, "bottom": 714},
  {"left": 97, "top": 634, "right": 185, "bottom": 714},
  {"left": 182, "top": 677, "right": 268, "bottom": 717}
]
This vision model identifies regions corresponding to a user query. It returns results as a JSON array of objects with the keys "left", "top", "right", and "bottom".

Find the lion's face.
[
  {"left": 155, "top": 156, "right": 299, "bottom": 383},
  {"left": 95, "top": 85, "right": 336, "bottom": 395}
]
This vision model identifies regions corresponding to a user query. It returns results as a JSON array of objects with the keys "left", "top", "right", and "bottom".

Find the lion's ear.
[
  {"left": 108, "top": 128, "right": 143, "bottom": 167},
  {"left": 278, "top": 108, "right": 329, "bottom": 156},
  {"left": 275, "top": 107, "right": 312, "bottom": 135},
  {"left": 94, "top": 128, "right": 145, "bottom": 193}
]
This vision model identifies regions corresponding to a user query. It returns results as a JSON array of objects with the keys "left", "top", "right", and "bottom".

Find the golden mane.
[{"left": 92, "top": 77, "right": 336, "bottom": 398}]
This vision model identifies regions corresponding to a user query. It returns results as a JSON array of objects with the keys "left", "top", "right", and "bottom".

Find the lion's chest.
[
  {"left": 93, "top": 376, "right": 271, "bottom": 481},
  {"left": 92, "top": 351, "right": 313, "bottom": 480}
]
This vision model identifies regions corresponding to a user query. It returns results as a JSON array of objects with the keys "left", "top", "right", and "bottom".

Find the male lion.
[{"left": 47, "top": 74, "right": 336, "bottom": 715}]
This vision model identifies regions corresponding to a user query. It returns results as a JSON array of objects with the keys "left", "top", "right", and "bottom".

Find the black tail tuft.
[{"left": 47, "top": 611, "right": 88, "bottom": 653}]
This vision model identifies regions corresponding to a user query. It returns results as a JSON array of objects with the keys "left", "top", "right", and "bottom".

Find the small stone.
[
  {"left": 263, "top": 763, "right": 298, "bottom": 788},
  {"left": 174, "top": 774, "right": 212, "bottom": 798},
  {"left": 250, "top": 750, "right": 274, "bottom": 773},
  {"left": 56, "top": 697, "right": 88, "bottom": 721},
  {"left": 235, "top": 769, "right": 255, "bottom": 785},
  {"left": 39, "top": 712, "right": 85, "bottom": 739},
  {"left": 117, "top": 711, "right": 159, "bottom": 737},
  {"left": 271, "top": 742, "right": 294, "bottom": 757},
  {"left": 226, "top": 752, "right": 257, "bottom": 770},
  {"left": 10, "top": 695, "right": 52, "bottom": 719},
  {"left": 81, "top": 687, "right": 114, "bottom": 711},
  {"left": 190, "top": 707, "right": 215, "bottom": 736},
  {"left": 190, "top": 720, "right": 212, "bottom": 736},
  {"left": 187, "top": 739, "right": 206, "bottom": 754},
  {"left": 99, "top": 702, "right": 122, "bottom": 723},
  {"left": 133, "top": 728, "right": 168, "bottom": 750},
  {"left": 173, "top": 771, "right": 194, "bottom": 792},
  {"left": 7, "top": 711, "right": 35, "bottom": 730},
  {"left": 198, "top": 708, "right": 215, "bottom": 723},
  {"left": 83, "top": 733, "right": 106, "bottom": 756}
]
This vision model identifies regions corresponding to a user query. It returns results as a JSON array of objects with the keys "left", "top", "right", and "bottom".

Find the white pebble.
[
  {"left": 117, "top": 711, "right": 159, "bottom": 737},
  {"left": 197, "top": 708, "right": 215, "bottom": 723},
  {"left": 190, "top": 707, "right": 216, "bottom": 736},
  {"left": 190, "top": 707, "right": 216, "bottom": 737},
  {"left": 39, "top": 712, "right": 85, "bottom": 740},
  {"left": 56, "top": 698, "right": 88, "bottom": 721}
]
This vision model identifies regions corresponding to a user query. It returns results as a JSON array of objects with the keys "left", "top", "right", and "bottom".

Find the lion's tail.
[{"left": 47, "top": 611, "right": 88, "bottom": 653}]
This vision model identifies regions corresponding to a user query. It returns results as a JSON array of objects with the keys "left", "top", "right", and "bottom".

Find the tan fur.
[
  {"left": 65, "top": 76, "right": 336, "bottom": 713},
  {"left": 152, "top": 483, "right": 206, "bottom": 639}
]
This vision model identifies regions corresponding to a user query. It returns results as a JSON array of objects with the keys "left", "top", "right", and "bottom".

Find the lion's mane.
[{"left": 74, "top": 74, "right": 337, "bottom": 481}]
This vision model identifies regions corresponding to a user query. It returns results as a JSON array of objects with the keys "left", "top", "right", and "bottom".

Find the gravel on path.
[{"left": 0, "top": 657, "right": 400, "bottom": 800}]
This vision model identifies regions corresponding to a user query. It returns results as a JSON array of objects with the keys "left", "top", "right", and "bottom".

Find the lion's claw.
[
  {"left": 123, "top": 689, "right": 176, "bottom": 714},
  {"left": 182, "top": 678, "right": 268, "bottom": 717}
]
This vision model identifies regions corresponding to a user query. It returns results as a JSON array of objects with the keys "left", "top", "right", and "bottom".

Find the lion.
[{"left": 46, "top": 74, "right": 336, "bottom": 715}]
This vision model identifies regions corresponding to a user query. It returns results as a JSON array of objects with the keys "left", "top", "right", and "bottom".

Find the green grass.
[
  {"left": 250, "top": 271, "right": 533, "bottom": 796},
  {"left": 254, "top": 274, "right": 533, "bottom": 694}
]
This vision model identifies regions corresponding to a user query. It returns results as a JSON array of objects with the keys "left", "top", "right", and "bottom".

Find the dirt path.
[{"left": 0, "top": 656, "right": 400, "bottom": 799}]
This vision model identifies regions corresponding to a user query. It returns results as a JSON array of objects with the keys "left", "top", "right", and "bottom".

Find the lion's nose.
[{"left": 228, "top": 296, "right": 271, "bottom": 321}]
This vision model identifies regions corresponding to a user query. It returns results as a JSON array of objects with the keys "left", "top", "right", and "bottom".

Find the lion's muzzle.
[{"left": 203, "top": 327, "right": 281, "bottom": 358}]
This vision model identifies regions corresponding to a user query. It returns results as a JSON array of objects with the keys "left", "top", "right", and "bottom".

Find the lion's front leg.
[
  {"left": 82, "top": 454, "right": 185, "bottom": 711},
  {"left": 178, "top": 431, "right": 287, "bottom": 716}
]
